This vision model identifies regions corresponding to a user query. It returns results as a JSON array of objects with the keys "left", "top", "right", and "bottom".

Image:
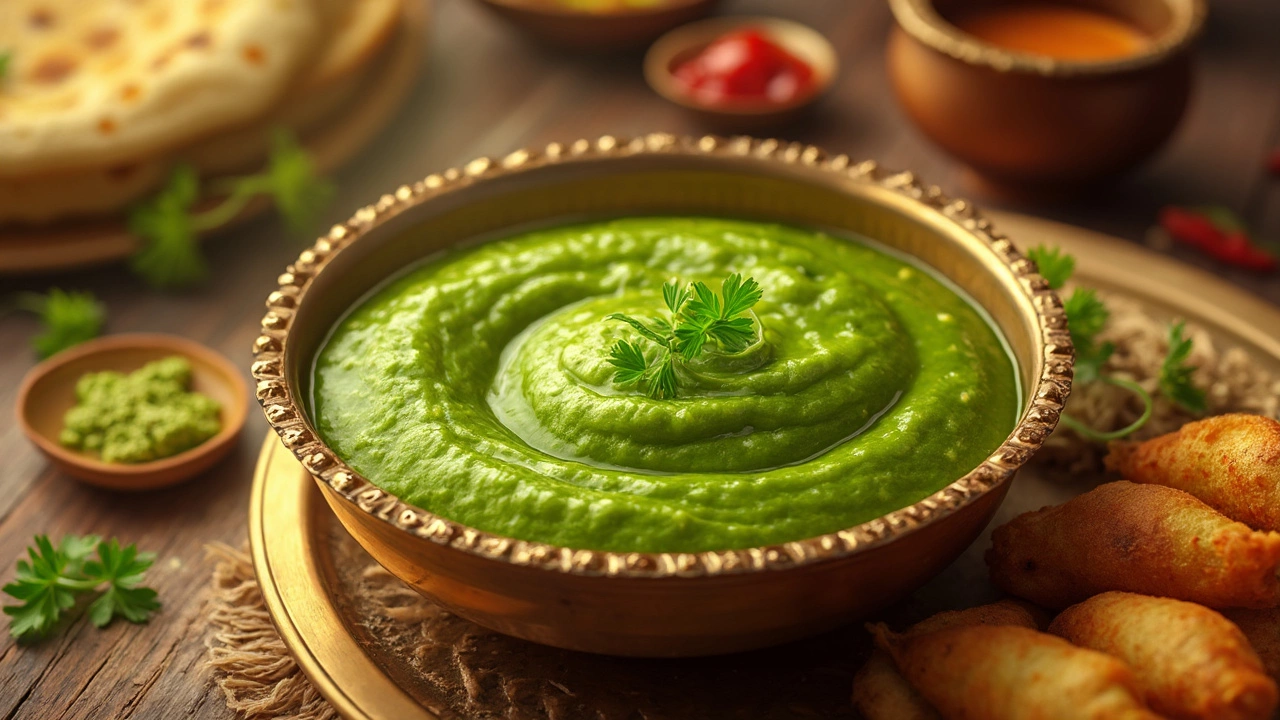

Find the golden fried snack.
[
  {"left": 869, "top": 623, "right": 1160, "bottom": 720},
  {"left": 1050, "top": 592, "right": 1278, "bottom": 720},
  {"left": 853, "top": 653, "right": 939, "bottom": 720},
  {"left": 1224, "top": 607, "right": 1280, "bottom": 680},
  {"left": 1107, "top": 414, "right": 1280, "bottom": 532},
  {"left": 987, "top": 481, "right": 1280, "bottom": 609},
  {"left": 853, "top": 600, "right": 1044, "bottom": 720}
]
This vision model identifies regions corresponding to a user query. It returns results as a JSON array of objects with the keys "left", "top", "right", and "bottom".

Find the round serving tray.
[
  {"left": 250, "top": 210, "right": 1280, "bottom": 720},
  {"left": 0, "top": 0, "right": 430, "bottom": 275}
]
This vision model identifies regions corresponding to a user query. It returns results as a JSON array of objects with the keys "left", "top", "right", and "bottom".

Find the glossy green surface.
[{"left": 313, "top": 218, "right": 1019, "bottom": 552}]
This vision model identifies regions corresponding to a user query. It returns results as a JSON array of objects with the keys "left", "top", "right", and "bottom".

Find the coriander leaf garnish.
[
  {"left": 129, "top": 164, "right": 207, "bottom": 289},
  {"left": 128, "top": 129, "right": 333, "bottom": 290},
  {"left": 1160, "top": 321, "right": 1207, "bottom": 414},
  {"left": 82, "top": 539, "right": 160, "bottom": 628},
  {"left": 0, "top": 53, "right": 11, "bottom": 82},
  {"left": 1062, "top": 288, "right": 1112, "bottom": 383},
  {"left": 13, "top": 289, "right": 106, "bottom": 358},
  {"left": 2, "top": 535, "right": 159, "bottom": 640},
  {"left": 606, "top": 340, "right": 648, "bottom": 385},
  {"left": 608, "top": 273, "right": 762, "bottom": 399},
  {"left": 1036, "top": 245, "right": 1206, "bottom": 442},
  {"left": 1027, "top": 245, "right": 1075, "bottom": 290}
]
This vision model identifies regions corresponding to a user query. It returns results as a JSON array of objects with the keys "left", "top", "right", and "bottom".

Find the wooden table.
[{"left": 2, "top": 1, "right": 1277, "bottom": 717}]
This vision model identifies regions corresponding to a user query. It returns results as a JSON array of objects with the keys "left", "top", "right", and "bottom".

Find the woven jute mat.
[
  {"left": 203, "top": 532, "right": 865, "bottom": 720},
  {"left": 205, "top": 543, "right": 338, "bottom": 720}
]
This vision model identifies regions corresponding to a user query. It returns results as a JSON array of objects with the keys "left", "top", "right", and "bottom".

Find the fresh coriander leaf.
[
  {"left": 263, "top": 129, "right": 334, "bottom": 235},
  {"left": 649, "top": 353, "right": 678, "bottom": 400},
  {"left": 1159, "top": 321, "right": 1206, "bottom": 414},
  {"left": 88, "top": 584, "right": 159, "bottom": 627},
  {"left": 1073, "top": 341, "right": 1115, "bottom": 384},
  {"left": 2, "top": 536, "right": 78, "bottom": 639},
  {"left": 684, "top": 281, "right": 722, "bottom": 324},
  {"left": 129, "top": 164, "right": 207, "bottom": 289},
  {"left": 1064, "top": 288, "right": 1109, "bottom": 349},
  {"left": 1026, "top": 245, "right": 1075, "bottom": 290},
  {"left": 1065, "top": 285, "right": 1113, "bottom": 384},
  {"left": 707, "top": 315, "right": 755, "bottom": 353},
  {"left": 0, "top": 53, "right": 10, "bottom": 81},
  {"left": 674, "top": 322, "right": 708, "bottom": 361},
  {"left": 662, "top": 281, "right": 690, "bottom": 315},
  {"left": 16, "top": 289, "right": 105, "bottom": 358},
  {"left": 3, "top": 535, "right": 159, "bottom": 641},
  {"left": 720, "top": 274, "right": 762, "bottom": 319},
  {"left": 607, "top": 313, "right": 669, "bottom": 347},
  {"left": 81, "top": 539, "right": 159, "bottom": 628},
  {"left": 60, "top": 534, "right": 102, "bottom": 569},
  {"left": 607, "top": 340, "right": 648, "bottom": 385}
]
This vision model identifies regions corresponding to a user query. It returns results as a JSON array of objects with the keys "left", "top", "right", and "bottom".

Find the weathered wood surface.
[{"left": 1, "top": 0, "right": 1277, "bottom": 717}]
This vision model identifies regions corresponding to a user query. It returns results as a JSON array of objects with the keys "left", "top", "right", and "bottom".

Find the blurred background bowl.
[
  {"left": 644, "top": 16, "right": 838, "bottom": 130},
  {"left": 886, "top": 0, "right": 1206, "bottom": 191},
  {"left": 473, "top": 0, "right": 719, "bottom": 51}
]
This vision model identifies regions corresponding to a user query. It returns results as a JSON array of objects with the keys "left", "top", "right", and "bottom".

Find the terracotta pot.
[
  {"left": 252, "top": 134, "right": 1072, "bottom": 656},
  {"left": 887, "top": 0, "right": 1206, "bottom": 189}
]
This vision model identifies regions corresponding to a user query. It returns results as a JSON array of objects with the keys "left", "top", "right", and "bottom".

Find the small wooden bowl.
[
  {"left": 473, "top": 0, "right": 719, "bottom": 52},
  {"left": 16, "top": 334, "right": 248, "bottom": 491},
  {"left": 886, "top": 0, "right": 1205, "bottom": 190},
  {"left": 644, "top": 16, "right": 837, "bottom": 129}
]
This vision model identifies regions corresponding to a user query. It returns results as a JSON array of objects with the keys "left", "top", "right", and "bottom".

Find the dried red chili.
[{"left": 1158, "top": 206, "right": 1277, "bottom": 272}]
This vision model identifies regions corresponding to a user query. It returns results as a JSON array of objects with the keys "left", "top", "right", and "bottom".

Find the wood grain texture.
[{"left": 0, "top": 0, "right": 1277, "bottom": 717}]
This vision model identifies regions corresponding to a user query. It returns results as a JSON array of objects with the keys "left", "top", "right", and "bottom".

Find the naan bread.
[
  {"left": 0, "top": 0, "right": 328, "bottom": 176},
  {"left": 0, "top": 0, "right": 405, "bottom": 224}
]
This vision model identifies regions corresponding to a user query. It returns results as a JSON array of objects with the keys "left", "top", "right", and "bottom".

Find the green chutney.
[
  {"left": 313, "top": 218, "right": 1019, "bottom": 552},
  {"left": 61, "top": 356, "right": 222, "bottom": 463}
]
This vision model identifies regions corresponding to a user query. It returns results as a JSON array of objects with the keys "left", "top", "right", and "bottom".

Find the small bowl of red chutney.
[{"left": 644, "top": 16, "right": 837, "bottom": 128}]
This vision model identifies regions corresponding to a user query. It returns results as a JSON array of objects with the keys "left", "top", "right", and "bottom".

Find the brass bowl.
[
  {"left": 253, "top": 134, "right": 1072, "bottom": 657},
  {"left": 473, "top": 0, "right": 719, "bottom": 52},
  {"left": 887, "top": 0, "right": 1206, "bottom": 189},
  {"left": 643, "top": 16, "right": 838, "bottom": 130}
]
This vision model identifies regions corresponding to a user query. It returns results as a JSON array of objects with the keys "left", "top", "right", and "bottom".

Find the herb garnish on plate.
[{"left": 1028, "top": 245, "right": 1204, "bottom": 440}]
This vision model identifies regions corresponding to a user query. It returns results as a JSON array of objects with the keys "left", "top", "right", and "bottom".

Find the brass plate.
[
  {"left": 0, "top": 0, "right": 430, "bottom": 275},
  {"left": 250, "top": 211, "right": 1280, "bottom": 720}
]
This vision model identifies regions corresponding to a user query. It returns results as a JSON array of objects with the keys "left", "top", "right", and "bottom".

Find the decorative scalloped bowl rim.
[{"left": 252, "top": 133, "right": 1073, "bottom": 580}]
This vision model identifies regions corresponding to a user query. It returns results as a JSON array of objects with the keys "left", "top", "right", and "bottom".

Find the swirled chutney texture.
[{"left": 313, "top": 218, "right": 1019, "bottom": 552}]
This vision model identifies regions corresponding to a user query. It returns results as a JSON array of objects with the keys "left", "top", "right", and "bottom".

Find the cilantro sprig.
[
  {"left": 607, "top": 273, "right": 763, "bottom": 399},
  {"left": 0, "top": 52, "right": 10, "bottom": 82},
  {"left": 1160, "top": 321, "right": 1207, "bottom": 413},
  {"left": 12, "top": 289, "right": 106, "bottom": 358},
  {"left": 1027, "top": 245, "right": 1205, "bottom": 441},
  {"left": 3, "top": 535, "right": 160, "bottom": 641},
  {"left": 129, "top": 129, "right": 334, "bottom": 290}
]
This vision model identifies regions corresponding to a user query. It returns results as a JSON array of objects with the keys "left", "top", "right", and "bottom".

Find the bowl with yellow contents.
[{"left": 253, "top": 134, "right": 1072, "bottom": 656}]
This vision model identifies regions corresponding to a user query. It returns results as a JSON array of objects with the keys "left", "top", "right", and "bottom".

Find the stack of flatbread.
[{"left": 0, "top": 0, "right": 408, "bottom": 226}]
